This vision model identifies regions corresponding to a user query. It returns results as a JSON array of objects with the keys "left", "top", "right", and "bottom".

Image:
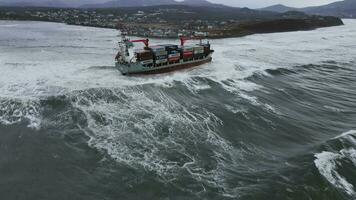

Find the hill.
[
  {"left": 261, "top": 4, "right": 297, "bottom": 13},
  {"left": 303, "top": 0, "right": 356, "bottom": 18},
  {"left": 0, "top": 0, "right": 225, "bottom": 8},
  {"left": 82, "top": 0, "right": 226, "bottom": 8},
  {"left": 261, "top": 0, "right": 356, "bottom": 18},
  {"left": 0, "top": 5, "right": 343, "bottom": 39},
  {"left": 0, "top": 1, "right": 71, "bottom": 7}
]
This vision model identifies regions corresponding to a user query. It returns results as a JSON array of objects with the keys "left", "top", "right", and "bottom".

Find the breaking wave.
[
  {"left": 0, "top": 98, "right": 41, "bottom": 129},
  {"left": 314, "top": 130, "right": 356, "bottom": 197},
  {"left": 67, "top": 86, "right": 270, "bottom": 197}
]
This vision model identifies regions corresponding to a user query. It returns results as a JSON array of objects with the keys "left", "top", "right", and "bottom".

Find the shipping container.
[
  {"left": 193, "top": 46, "right": 204, "bottom": 51},
  {"left": 154, "top": 50, "right": 168, "bottom": 57},
  {"left": 137, "top": 56, "right": 153, "bottom": 61},
  {"left": 155, "top": 55, "right": 167, "bottom": 60},
  {"left": 140, "top": 59, "right": 153, "bottom": 65},
  {"left": 194, "top": 49, "right": 205, "bottom": 54},
  {"left": 155, "top": 59, "right": 168, "bottom": 64},
  {"left": 182, "top": 46, "right": 194, "bottom": 52},
  {"left": 183, "top": 51, "right": 193, "bottom": 57},
  {"left": 135, "top": 49, "right": 151, "bottom": 54},
  {"left": 150, "top": 45, "right": 166, "bottom": 52},
  {"left": 135, "top": 50, "right": 153, "bottom": 61},
  {"left": 168, "top": 52, "right": 181, "bottom": 58},
  {"left": 168, "top": 56, "right": 180, "bottom": 62},
  {"left": 193, "top": 46, "right": 203, "bottom": 52},
  {"left": 138, "top": 56, "right": 154, "bottom": 61},
  {"left": 194, "top": 53, "right": 205, "bottom": 59}
]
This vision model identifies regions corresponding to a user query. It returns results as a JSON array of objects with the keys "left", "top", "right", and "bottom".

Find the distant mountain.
[
  {"left": 0, "top": 1, "right": 71, "bottom": 7},
  {"left": 180, "top": 0, "right": 215, "bottom": 6},
  {"left": 0, "top": 0, "right": 105, "bottom": 8},
  {"left": 302, "top": 0, "right": 356, "bottom": 18},
  {"left": 82, "top": 0, "right": 224, "bottom": 8},
  {"left": 0, "top": 0, "right": 225, "bottom": 8},
  {"left": 82, "top": 0, "right": 176, "bottom": 8},
  {"left": 261, "top": 4, "right": 297, "bottom": 13},
  {"left": 261, "top": 0, "right": 356, "bottom": 18}
]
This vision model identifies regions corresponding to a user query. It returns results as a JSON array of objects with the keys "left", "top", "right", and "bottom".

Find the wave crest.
[
  {"left": 314, "top": 130, "right": 356, "bottom": 197},
  {"left": 0, "top": 98, "right": 41, "bottom": 129}
]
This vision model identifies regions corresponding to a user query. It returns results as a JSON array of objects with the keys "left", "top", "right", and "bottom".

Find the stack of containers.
[
  {"left": 150, "top": 46, "right": 168, "bottom": 65},
  {"left": 168, "top": 51, "right": 181, "bottom": 63},
  {"left": 165, "top": 44, "right": 180, "bottom": 63},
  {"left": 182, "top": 45, "right": 194, "bottom": 61},
  {"left": 135, "top": 49, "right": 154, "bottom": 65},
  {"left": 193, "top": 45, "right": 205, "bottom": 59}
]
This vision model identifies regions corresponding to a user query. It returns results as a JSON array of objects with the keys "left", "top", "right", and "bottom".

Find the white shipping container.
[
  {"left": 140, "top": 59, "right": 153, "bottom": 65},
  {"left": 168, "top": 53, "right": 180, "bottom": 58},
  {"left": 193, "top": 46, "right": 204, "bottom": 51},
  {"left": 151, "top": 46, "right": 166, "bottom": 52},
  {"left": 183, "top": 46, "right": 194, "bottom": 52},
  {"left": 154, "top": 50, "right": 168, "bottom": 56},
  {"left": 194, "top": 49, "right": 205, "bottom": 54},
  {"left": 156, "top": 59, "right": 168, "bottom": 64}
]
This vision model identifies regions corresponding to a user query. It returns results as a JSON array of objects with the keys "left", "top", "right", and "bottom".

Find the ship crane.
[
  {"left": 180, "top": 36, "right": 206, "bottom": 46},
  {"left": 129, "top": 39, "right": 150, "bottom": 48}
]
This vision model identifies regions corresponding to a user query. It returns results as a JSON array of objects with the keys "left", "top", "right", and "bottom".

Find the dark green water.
[{"left": 0, "top": 20, "right": 356, "bottom": 199}]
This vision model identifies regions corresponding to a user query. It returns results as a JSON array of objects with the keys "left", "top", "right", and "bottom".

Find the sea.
[{"left": 0, "top": 19, "right": 355, "bottom": 200}]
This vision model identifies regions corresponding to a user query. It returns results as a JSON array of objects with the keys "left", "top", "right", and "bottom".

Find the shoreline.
[
  {"left": 0, "top": 5, "right": 344, "bottom": 39},
  {"left": 0, "top": 17, "right": 345, "bottom": 40},
  {"left": 0, "top": 6, "right": 343, "bottom": 39}
]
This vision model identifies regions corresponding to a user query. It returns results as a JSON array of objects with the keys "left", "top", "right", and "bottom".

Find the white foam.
[
  {"left": 1, "top": 20, "right": 356, "bottom": 196},
  {"left": 0, "top": 98, "right": 41, "bottom": 129},
  {"left": 340, "top": 148, "right": 356, "bottom": 166},
  {"left": 2, "top": 20, "right": 356, "bottom": 97},
  {"left": 314, "top": 130, "right": 356, "bottom": 197},
  {"left": 314, "top": 151, "right": 355, "bottom": 195},
  {"left": 334, "top": 130, "right": 356, "bottom": 140},
  {"left": 70, "top": 87, "right": 244, "bottom": 197},
  {"left": 1, "top": 20, "right": 356, "bottom": 103}
]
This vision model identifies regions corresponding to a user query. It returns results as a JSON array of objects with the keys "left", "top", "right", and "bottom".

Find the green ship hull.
[{"left": 116, "top": 53, "right": 213, "bottom": 75}]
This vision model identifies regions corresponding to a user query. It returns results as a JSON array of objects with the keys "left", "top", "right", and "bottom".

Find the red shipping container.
[
  {"left": 168, "top": 56, "right": 180, "bottom": 62},
  {"left": 183, "top": 51, "right": 193, "bottom": 57}
]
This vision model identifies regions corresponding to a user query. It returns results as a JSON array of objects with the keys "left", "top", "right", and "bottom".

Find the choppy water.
[{"left": 0, "top": 20, "right": 356, "bottom": 200}]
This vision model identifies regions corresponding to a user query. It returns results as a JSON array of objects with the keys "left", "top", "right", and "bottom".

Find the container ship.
[{"left": 115, "top": 34, "right": 214, "bottom": 75}]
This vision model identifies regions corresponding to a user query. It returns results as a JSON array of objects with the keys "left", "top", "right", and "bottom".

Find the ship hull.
[{"left": 116, "top": 53, "right": 213, "bottom": 75}]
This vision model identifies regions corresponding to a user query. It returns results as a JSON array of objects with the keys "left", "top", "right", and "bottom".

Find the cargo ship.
[{"left": 115, "top": 34, "right": 214, "bottom": 75}]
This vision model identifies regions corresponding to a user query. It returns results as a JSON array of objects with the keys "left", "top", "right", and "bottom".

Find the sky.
[
  {"left": 208, "top": 0, "right": 343, "bottom": 8},
  {"left": 216, "top": 0, "right": 342, "bottom": 8},
  {"left": 0, "top": 0, "right": 344, "bottom": 9}
]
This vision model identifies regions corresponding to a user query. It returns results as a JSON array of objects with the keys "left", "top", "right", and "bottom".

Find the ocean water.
[{"left": 0, "top": 20, "right": 355, "bottom": 200}]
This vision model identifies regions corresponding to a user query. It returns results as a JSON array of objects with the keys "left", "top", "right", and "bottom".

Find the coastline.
[
  {"left": 47, "top": 17, "right": 347, "bottom": 39},
  {"left": 0, "top": 16, "right": 344, "bottom": 39},
  {"left": 0, "top": 6, "right": 344, "bottom": 39}
]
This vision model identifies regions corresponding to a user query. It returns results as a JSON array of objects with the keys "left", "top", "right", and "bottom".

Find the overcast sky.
[
  {"left": 0, "top": 0, "right": 344, "bottom": 8},
  {"left": 185, "top": 0, "right": 343, "bottom": 8}
]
